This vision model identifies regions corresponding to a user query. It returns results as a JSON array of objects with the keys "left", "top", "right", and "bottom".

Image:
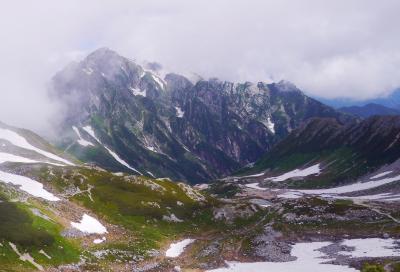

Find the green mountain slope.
[
  {"left": 0, "top": 122, "right": 399, "bottom": 272},
  {"left": 238, "top": 116, "right": 400, "bottom": 188}
]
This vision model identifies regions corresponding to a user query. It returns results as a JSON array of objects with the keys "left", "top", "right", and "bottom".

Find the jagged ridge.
[{"left": 50, "top": 48, "right": 352, "bottom": 183}]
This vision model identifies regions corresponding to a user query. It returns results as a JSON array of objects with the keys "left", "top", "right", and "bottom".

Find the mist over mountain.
[{"left": 1, "top": 1, "right": 400, "bottom": 135}]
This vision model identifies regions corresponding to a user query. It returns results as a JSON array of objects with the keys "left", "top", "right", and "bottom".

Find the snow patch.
[
  {"left": 278, "top": 174, "right": 400, "bottom": 200},
  {"left": 175, "top": 106, "right": 184, "bottom": 118},
  {"left": 71, "top": 214, "right": 108, "bottom": 234},
  {"left": 245, "top": 183, "right": 267, "bottom": 190},
  {"left": 340, "top": 193, "right": 394, "bottom": 201},
  {"left": 0, "top": 152, "right": 44, "bottom": 164},
  {"left": 130, "top": 86, "right": 146, "bottom": 97},
  {"left": 240, "top": 172, "right": 265, "bottom": 179},
  {"left": 146, "top": 171, "right": 155, "bottom": 178},
  {"left": 207, "top": 239, "right": 399, "bottom": 272},
  {"left": 0, "top": 128, "right": 74, "bottom": 166},
  {"left": 39, "top": 249, "right": 52, "bottom": 259},
  {"left": 0, "top": 170, "right": 60, "bottom": 201},
  {"left": 151, "top": 74, "right": 166, "bottom": 89},
  {"left": 277, "top": 191, "right": 304, "bottom": 199},
  {"left": 72, "top": 126, "right": 94, "bottom": 147},
  {"left": 298, "top": 174, "right": 400, "bottom": 195},
  {"left": 165, "top": 239, "right": 195, "bottom": 258},
  {"left": 93, "top": 237, "right": 107, "bottom": 244},
  {"left": 145, "top": 145, "right": 156, "bottom": 152},
  {"left": 266, "top": 164, "right": 321, "bottom": 182},
  {"left": 338, "top": 238, "right": 399, "bottom": 258},
  {"left": 265, "top": 117, "right": 275, "bottom": 134},
  {"left": 207, "top": 241, "right": 356, "bottom": 272},
  {"left": 0, "top": 152, "right": 64, "bottom": 166},
  {"left": 9, "top": 242, "right": 44, "bottom": 271},
  {"left": 381, "top": 196, "right": 400, "bottom": 201},
  {"left": 82, "top": 126, "right": 100, "bottom": 142},
  {"left": 82, "top": 126, "right": 142, "bottom": 175},
  {"left": 370, "top": 171, "right": 393, "bottom": 179}
]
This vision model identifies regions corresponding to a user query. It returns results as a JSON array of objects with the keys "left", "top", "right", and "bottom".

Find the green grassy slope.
[{"left": 238, "top": 116, "right": 400, "bottom": 188}]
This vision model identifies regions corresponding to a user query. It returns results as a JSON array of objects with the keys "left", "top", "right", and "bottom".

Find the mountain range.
[
  {"left": 49, "top": 48, "right": 352, "bottom": 183},
  {"left": 0, "top": 48, "right": 400, "bottom": 272},
  {"left": 338, "top": 103, "right": 400, "bottom": 118},
  {"left": 317, "top": 88, "right": 400, "bottom": 110}
]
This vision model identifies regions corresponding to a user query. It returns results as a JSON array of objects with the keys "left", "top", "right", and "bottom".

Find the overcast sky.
[{"left": 1, "top": 0, "right": 400, "bottom": 132}]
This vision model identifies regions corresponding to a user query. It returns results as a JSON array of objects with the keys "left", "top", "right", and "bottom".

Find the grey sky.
[{"left": 1, "top": 0, "right": 399, "bottom": 132}]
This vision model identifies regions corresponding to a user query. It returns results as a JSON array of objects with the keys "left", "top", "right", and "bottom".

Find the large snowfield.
[
  {"left": 0, "top": 152, "right": 64, "bottom": 166},
  {"left": 0, "top": 128, "right": 74, "bottom": 165},
  {"left": 207, "top": 238, "right": 400, "bottom": 272},
  {"left": 0, "top": 129, "right": 77, "bottom": 201},
  {"left": 0, "top": 170, "right": 60, "bottom": 201},
  {"left": 277, "top": 174, "right": 400, "bottom": 201},
  {"left": 245, "top": 163, "right": 400, "bottom": 201}
]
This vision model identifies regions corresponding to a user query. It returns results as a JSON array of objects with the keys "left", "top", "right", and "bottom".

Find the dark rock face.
[{"left": 50, "top": 48, "right": 352, "bottom": 183}]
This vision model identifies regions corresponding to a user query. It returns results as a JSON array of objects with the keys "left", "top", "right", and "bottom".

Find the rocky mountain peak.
[
  {"left": 85, "top": 47, "right": 120, "bottom": 60},
  {"left": 81, "top": 47, "right": 142, "bottom": 79},
  {"left": 274, "top": 80, "right": 302, "bottom": 93},
  {"left": 50, "top": 48, "right": 354, "bottom": 182}
]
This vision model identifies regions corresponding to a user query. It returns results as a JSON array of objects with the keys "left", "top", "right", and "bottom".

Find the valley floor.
[{"left": 0, "top": 163, "right": 399, "bottom": 272}]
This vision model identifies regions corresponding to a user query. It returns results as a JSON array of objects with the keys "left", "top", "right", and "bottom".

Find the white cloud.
[{"left": 0, "top": 0, "right": 400, "bottom": 132}]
